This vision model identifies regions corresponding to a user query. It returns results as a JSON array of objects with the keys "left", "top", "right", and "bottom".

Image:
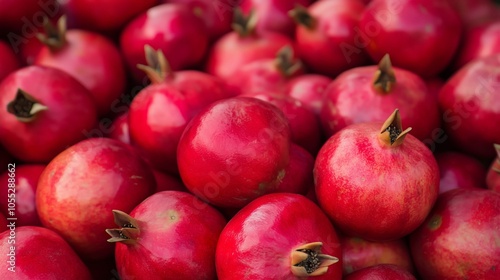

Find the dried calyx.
[
  {"left": 290, "top": 242, "right": 339, "bottom": 277},
  {"left": 136, "top": 45, "right": 171, "bottom": 84},
  {"left": 7, "top": 89, "right": 48, "bottom": 122},
  {"left": 275, "top": 45, "right": 302, "bottom": 77},
  {"left": 373, "top": 54, "right": 396, "bottom": 94},
  {"left": 105, "top": 210, "right": 140, "bottom": 244},
  {"left": 36, "top": 15, "right": 67, "bottom": 52},
  {"left": 378, "top": 109, "right": 412, "bottom": 147},
  {"left": 289, "top": 5, "right": 316, "bottom": 30},
  {"left": 232, "top": 8, "right": 258, "bottom": 37}
]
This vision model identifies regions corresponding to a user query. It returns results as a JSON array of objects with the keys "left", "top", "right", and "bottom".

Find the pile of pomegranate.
[{"left": 0, "top": 0, "right": 499, "bottom": 279}]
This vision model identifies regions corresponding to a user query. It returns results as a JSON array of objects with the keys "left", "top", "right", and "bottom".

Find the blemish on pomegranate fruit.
[{"left": 428, "top": 214, "right": 442, "bottom": 230}]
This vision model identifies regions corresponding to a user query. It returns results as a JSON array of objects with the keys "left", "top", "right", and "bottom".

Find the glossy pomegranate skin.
[
  {"left": 320, "top": 65, "right": 440, "bottom": 141},
  {"left": 0, "top": 66, "right": 97, "bottom": 163},
  {"left": 161, "top": 0, "right": 234, "bottom": 40},
  {"left": 206, "top": 30, "right": 295, "bottom": 79},
  {"left": 120, "top": 4, "right": 209, "bottom": 82},
  {"left": 239, "top": 0, "right": 313, "bottom": 37},
  {"left": 438, "top": 54, "right": 500, "bottom": 159},
  {"left": 294, "top": 0, "right": 369, "bottom": 77},
  {"left": 284, "top": 74, "right": 332, "bottom": 116},
  {"left": 107, "top": 112, "right": 130, "bottom": 145},
  {"left": 0, "top": 226, "right": 92, "bottom": 279},
  {"left": 0, "top": 164, "right": 45, "bottom": 226},
  {"left": 215, "top": 193, "right": 343, "bottom": 279},
  {"left": 341, "top": 236, "right": 415, "bottom": 275},
  {"left": 61, "top": 0, "right": 156, "bottom": 32},
  {"left": 410, "top": 189, "right": 500, "bottom": 279},
  {"left": 359, "top": 0, "right": 462, "bottom": 78},
  {"left": 177, "top": 97, "right": 291, "bottom": 208},
  {"left": 36, "top": 138, "right": 156, "bottom": 260},
  {"left": 35, "top": 30, "right": 126, "bottom": 116},
  {"left": 344, "top": 264, "right": 416, "bottom": 280},
  {"left": 0, "top": 41, "right": 20, "bottom": 82},
  {"left": 435, "top": 152, "right": 487, "bottom": 194},
  {"left": 314, "top": 122, "right": 439, "bottom": 241},
  {"left": 454, "top": 21, "right": 500, "bottom": 70},
  {"left": 114, "top": 191, "right": 226, "bottom": 280}
]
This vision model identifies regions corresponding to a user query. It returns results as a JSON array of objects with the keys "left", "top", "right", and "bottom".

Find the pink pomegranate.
[
  {"left": 0, "top": 226, "right": 92, "bottom": 279},
  {"left": 0, "top": 164, "right": 45, "bottom": 226},
  {"left": 359, "top": 0, "right": 462, "bottom": 78},
  {"left": 284, "top": 74, "right": 332, "bottom": 116},
  {"left": 438, "top": 54, "right": 500, "bottom": 159},
  {"left": 344, "top": 264, "right": 416, "bottom": 280},
  {"left": 177, "top": 97, "right": 291, "bottom": 208},
  {"left": 0, "top": 40, "right": 20, "bottom": 82},
  {"left": 120, "top": 4, "right": 209, "bottom": 82},
  {"left": 486, "top": 144, "right": 500, "bottom": 192},
  {"left": 454, "top": 20, "right": 500, "bottom": 70},
  {"left": 320, "top": 54, "right": 440, "bottom": 142},
  {"left": 435, "top": 151, "right": 487, "bottom": 194},
  {"left": 341, "top": 236, "right": 415, "bottom": 275},
  {"left": 315, "top": 109, "right": 439, "bottom": 241},
  {"left": 106, "top": 191, "right": 227, "bottom": 279},
  {"left": 205, "top": 8, "right": 296, "bottom": 79},
  {"left": 36, "top": 138, "right": 156, "bottom": 260},
  {"left": 410, "top": 189, "right": 500, "bottom": 279},
  {"left": 291, "top": 0, "right": 369, "bottom": 77},
  {"left": 216, "top": 193, "right": 342, "bottom": 279},
  {"left": 0, "top": 65, "right": 97, "bottom": 163},
  {"left": 35, "top": 16, "right": 126, "bottom": 116},
  {"left": 239, "top": 0, "right": 313, "bottom": 37}
]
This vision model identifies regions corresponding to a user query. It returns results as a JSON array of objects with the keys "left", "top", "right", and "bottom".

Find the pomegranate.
[
  {"left": 315, "top": 109, "right": 439, "bottom": 241},
  {"left": 152, "top": 169, "right": 187, "bottom": 193},
  {"left": 486, "top": 144, "right": 500, "bottom": 192},
  {"left": 106, "top": 191, "right": 226, "bottom": 279},
  {"left": 320, "top": 54, "right": 440, "bottom": 142},
  {"left": 60, "top": 0, "right": 156, "bottom": 32},
  {"left": 454, "top": 20, "right": 500, "bottom": 70},
  {"left": 205, "top": 8, "right": 296, "bottom": 79},
  {"left": 344, "top": 264, "right": 416, "bottom": 280},
  {"left": 438, "top": 54, "right": 500, "bottom": 159},
  {"left": 120, "top": 3, "right": 209, "bottom": 82},
  {"left": 341, "top": 236, "right": 415, "bottom": 275},
  {"left": 284, "top": 74, "right": 332, "bottom": 116},
  {"left": 410, "top": 189, "right": 500, "bottom": 279},
  {"left": 435, "top": 151, "right": 487, "bottom": 194},
  {"left": 215, "top": 193, "right": 342, "bottom": 279},
  {"left": 0, "top": 65, "right": 97, "bottom": 163},
  {"left": 359, "top": 0, "right": 462, "bottom": 78},
  {"left": 0, "top": 164, "right": 45, "bottom": 226},
  {"left": 290, "top": 0, "right": 369, "bottom": 77},
  {"left": 239, "top": 0, "right": 312, "bottom": 37},
  {"left": 160, "top": 0, "right": 234, "bottom": 40},
  {"left": 34, "top": 16, "right": 126, "bottom": 116},
  {"left": 107, "top": 112, "right": 130, "bottom": 145},
  {"left": 0, "top": 226, "right": 92, "bottom": 279},
  {"left": 177, "top": 97, "right": 291, "bottom": 208},
  {"left": 36, "top": 138, "right": 156, "bottom": 260},
  {"left": 0, "top": 40, "right": 20, "bottom": 82}
]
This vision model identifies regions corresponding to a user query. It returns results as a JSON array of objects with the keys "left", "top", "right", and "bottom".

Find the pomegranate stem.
[
  {"left": 136, "top": 44, "right": 171, "bottom": 84},
  {"left": 373, "top": 54, "right": 396, "bottom": 94},
  {"left": 232, "top": 8, "right": 257, "bottom": 37},
  {"left": 35, "top": 15, "right": 67, "bottom": 52},
  {"left": 274, "top": 46, "right": 302, "bottom": 77},
  {"left": 7, "top": 89, "right": 48, "bottom": 122},
  {"left": 378, "top": 109, "right": 412, "bottom": 147},
  {"left": 290, "top": 242, "right": 339, "bottom": 277},
  {"left": 289, "top": 5, "right": 316, "bottom": 30}
]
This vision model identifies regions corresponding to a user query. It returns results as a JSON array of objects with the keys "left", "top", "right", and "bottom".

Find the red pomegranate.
[
  {"left": 344, "top": 264, "right": 416, "bottom": 280},
  {"left": 284, "top": 74, "right": 332, "bottom": 116},
  {"left": 34, "top": 16, "right": 126, "bottom": 116},
  {"left": 486, "top": 144, "right": 500, "bottom": 192},
  {"left": 0, "top": 65, "right": 97, "bottom": 163},
  {"left": 120, "top": 3, "right": 209, "bottom": 82},
  {"left": 410, "top": 189, "right": 500, "bottom": 279},
  {"left": 320, "top": 54, "right": 440, "bottom": 142},
  {"left": 205, "top": 8, "right": 296, "bottom": 79},
  {"left": 0, "top": 226, "right": 92, "bottom": 279},
  {"left": 106, "top": 191, "right": 226, "bottom": 279},
  {"left": 435, "top": 151, "right": 487, "bottom": 194},
  {"left": 291, "top": 0, "right": 369, "bottom": 77},
  {"left": 438, "top": 54, "right": 500, "bottom": 159},
  {"left": 36, "top": 138, "right": 156, "bottom": 260},
  {"left": 177, "top": 97, "right": 291, "bottom": 208},
  {"left": 359, "top": 0, "right": 462, "bottom": 78},
  {"left": 216, "top": 193, "right": 342, "bottom": 279},
  {"left": 315, "top": 109, "right": 439, "bottom": 241},
  {"left": 341, "top": 236, "right": 415, "bottom": 275},
  {"left": 0, "top": 40, "right": 20, "bottom": 82},
  {"left": 0, "top": 164, "right": 45, "bottom": 226},
  {"left": 454, "top": 21, "right": 500, "bottom": 70}
]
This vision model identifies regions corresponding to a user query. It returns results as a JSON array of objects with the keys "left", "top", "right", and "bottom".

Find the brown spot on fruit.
[{"left": 428, "top": 214, "right": 442, "bottom": 231}]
